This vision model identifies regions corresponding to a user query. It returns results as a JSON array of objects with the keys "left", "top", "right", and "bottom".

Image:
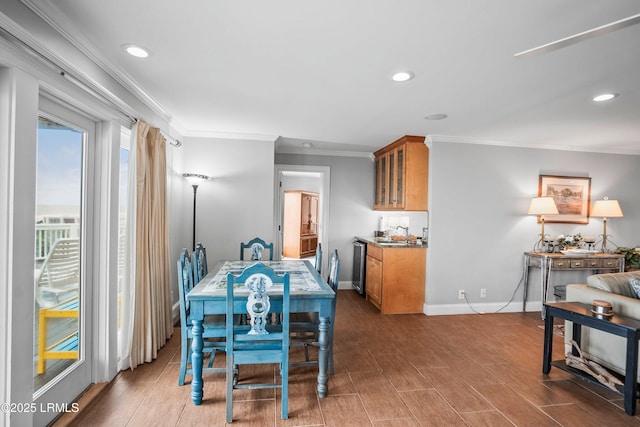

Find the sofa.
[{"left": 565, "top": 271, "right": 640, "bottom": 381}]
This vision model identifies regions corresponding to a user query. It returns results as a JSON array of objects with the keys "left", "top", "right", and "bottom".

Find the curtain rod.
[
  {"left": 163, "top": 132, "right": 182, "bottom": 147},
  {"left": 1, "top": 25, "right": 182, "bottom": 147},
  {"left": 0, "top": 24, "right": 137, "bottom": 126}
]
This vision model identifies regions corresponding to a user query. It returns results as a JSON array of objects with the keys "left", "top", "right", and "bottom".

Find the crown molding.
[
  {"left": 428, "top": 134, "right": 640, "bottom": 156},
  {"left": 275, "top": 146, "right": 373, "bottom": 159},
  {"left": 21, "top": 0, "right": 172, "bottom": 124},
  {"left": 182, "top": 129, "right": 279, "bottom": 143}
]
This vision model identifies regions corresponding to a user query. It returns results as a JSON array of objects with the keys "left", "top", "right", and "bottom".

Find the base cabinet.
[
  {"left": 365, "top": 244, "right": 426, "bottom": 314},
  {"left": 365, "top": 254, "right": 382, "bottom": 307}
]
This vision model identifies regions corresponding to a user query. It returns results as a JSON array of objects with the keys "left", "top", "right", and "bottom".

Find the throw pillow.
[
  {"left": 587, "top": 272, "right": 640, "bottom": 298},
  {"left": 630, "top": 278, "right": 640, "bottom": 299}
]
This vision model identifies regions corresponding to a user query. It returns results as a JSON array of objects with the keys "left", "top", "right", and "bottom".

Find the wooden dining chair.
[
  {"left": 177, "top": 248, "right": 226, "bottom": 386},
  {"left": 225, "top": 262, "right": 290, "bottom": 422},
  {"left": 192, "top": 242, "right": 208, "bottom": 284},
  {"left": 239, "top": 237, "right": 274, "bottom": 261},
  {"left": 314, "top": 242, "right": 322, "bottom": 274},
  {"left": 290, "top": 249, "right": 339, "bottom": 374}
]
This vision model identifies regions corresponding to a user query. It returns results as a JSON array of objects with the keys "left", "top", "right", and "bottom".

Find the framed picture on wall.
[{"left": 538, "top": 175, "right": 591, "bottom": 223}]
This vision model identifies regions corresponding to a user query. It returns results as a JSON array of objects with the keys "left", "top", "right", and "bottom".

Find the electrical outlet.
[
  {"left": 458, "top": 289, "right": 465, "bottom": 300},
  {"left": 480, "top": 288, "right": 486, "bottom": 298}
]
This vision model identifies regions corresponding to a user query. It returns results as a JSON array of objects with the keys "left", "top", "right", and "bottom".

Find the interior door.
[{"left": 32, "top": 97, "right": 94, "bottom": 426}]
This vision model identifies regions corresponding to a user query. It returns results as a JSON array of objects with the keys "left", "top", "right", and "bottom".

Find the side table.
[
  {"left": 543, "top": 301, "right": 640, "bottom": 416},
  {"left": 523, "top": 252, "right": 624, "bottom": 317}
]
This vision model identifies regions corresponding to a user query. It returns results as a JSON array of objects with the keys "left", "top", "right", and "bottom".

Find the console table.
[
  {"left": 523, "top": 252, "right": 624, "bottom": 317},
  {"left": 543, "top": 301, "right": 640, "bottom": 416}
]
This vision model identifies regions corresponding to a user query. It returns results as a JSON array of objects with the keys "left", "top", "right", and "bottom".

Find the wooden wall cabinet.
[
  {"left": 283, "top": 190, "right": 319, "bottom": 258},
  {"left": 374, "top": 135, "right": 429, "bottom": 211},
  {"left": 365, "top": 244, "right": 426, "bottom": 314}
]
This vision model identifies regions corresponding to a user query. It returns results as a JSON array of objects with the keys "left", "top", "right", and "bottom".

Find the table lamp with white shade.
[
  {"left": 591, "top": 197, "right": 623, "bottom": 253},
  {"left": 528, "top": 197, "right": 559, "bottom": 251}
]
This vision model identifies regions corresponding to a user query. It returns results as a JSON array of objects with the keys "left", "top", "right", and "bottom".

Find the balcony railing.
[{"left": 35, "top": 224, "right": 80, "bottom": 261}]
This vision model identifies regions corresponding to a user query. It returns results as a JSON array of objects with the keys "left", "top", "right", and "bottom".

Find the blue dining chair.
[
  {"left": 314, "top": 242, "right": 322, "bottom": 274},
  {"left": 239, "top": 237, "right": 274, "bottom": 261},
  {"left": 192, "top": 242, "right": 208, "bottom": 284},
  {"left": 290, "top": 249, "right": 339, "bottom": 374},
  {"left": 225, "top": 262, "right": 290, "bottom": 422},
  {"left": 177, "top": 248, "right": 226, "bottom": 386}
]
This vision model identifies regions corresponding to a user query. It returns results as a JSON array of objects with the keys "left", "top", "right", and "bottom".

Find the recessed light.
[
  {"left": 391, "top": 71, "right": 414, "bottom": 82},
  {"left": 425, "top": 113, "right": 448, "bottom": 120},
  {"left": 593, "top": 93, "right": 618, "bottom": 102},
  {"left": 123, "top": 44, "right": 150, "bottom": 58}
]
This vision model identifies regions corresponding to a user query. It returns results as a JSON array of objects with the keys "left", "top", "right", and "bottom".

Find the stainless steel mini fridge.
[{"left": 352, "top": 240, "right": 366, "bottom": 294}]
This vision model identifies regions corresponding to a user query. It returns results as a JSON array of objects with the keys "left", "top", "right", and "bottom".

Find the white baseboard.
[
  {"left": 172, "top": 301, "right": 180, "bottom": 325},
  {"left": 424, "top": 300, "right": 543, "bottom": 316},
  {"left": 337, "top": 280, "right": 352, "bottom": 290}
]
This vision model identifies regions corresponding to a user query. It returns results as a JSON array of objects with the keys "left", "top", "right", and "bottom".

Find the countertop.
[{"left": 355, "top": 236, "right": 426, "bottom": 249}]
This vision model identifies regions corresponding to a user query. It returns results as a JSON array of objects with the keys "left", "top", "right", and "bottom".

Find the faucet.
[{"left": 396, "top": 226, "right": 409, "bottom": 242}]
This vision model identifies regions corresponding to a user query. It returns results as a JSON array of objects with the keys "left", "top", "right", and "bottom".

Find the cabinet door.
[
  {"left": 395, "top": 146, "right": 405, "bottom": 208},
  {"left": 374, "top": 157, "right": 382, "bottom": 208},
  {"left": 365, "top": 255, "right": 382, "bottom": 308},
  {"left": 309, "top": 195, "right": 318, "bottom": 235},
  {"left": 380, "top": 155, "right": 387, "bottom": 208},
  {"left": 387, "top": 146, "right": 405, "bottom": 208},
  {"left": 301, "top": 194, "right": 311, "bottom": 235},
  {"left": 388, "top": 150, "right": 395, "bottom": 206}
]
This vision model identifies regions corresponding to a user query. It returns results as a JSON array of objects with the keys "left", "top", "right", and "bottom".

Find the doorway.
[{"left": 274, "top": 165, "right": 330, "bottom": 273}]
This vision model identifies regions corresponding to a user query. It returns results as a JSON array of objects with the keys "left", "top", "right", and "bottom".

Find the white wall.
[
  {"left": 277, "top": 142, "right": 640, "bottom": 315},
  {"left": 181, "top": 137, "right": 275, "bottom": 265},
  {"left": 427, "top": 140, "right": 640, "bottom": 314}
]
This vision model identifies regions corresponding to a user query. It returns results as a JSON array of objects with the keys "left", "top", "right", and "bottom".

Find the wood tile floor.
[{"left": 54, "top": 291, "right": 640, "bottom": 426}]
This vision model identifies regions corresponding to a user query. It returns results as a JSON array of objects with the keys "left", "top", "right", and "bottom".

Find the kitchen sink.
[{"left": 376, "top": 241, "right": 409, "bottom": 247}]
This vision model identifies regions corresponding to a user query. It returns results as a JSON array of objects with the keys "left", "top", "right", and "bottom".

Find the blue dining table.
[{"left": 186, "top": 259, "right": 336, "bottom": 405}]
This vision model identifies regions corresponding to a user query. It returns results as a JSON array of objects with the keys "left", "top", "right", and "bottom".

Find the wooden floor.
[{"left": 53, "top": 290, "right": 640, "bottom": 426}]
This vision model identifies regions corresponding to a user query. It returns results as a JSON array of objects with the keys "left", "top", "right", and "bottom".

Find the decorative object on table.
[
  {"left": 538, "top": 175, "right": 591, "bottom": 224},
  {"left": 183, "top": 173, "right": 209, "bottom": 251},
  {"left": 543, "top": 235, "right": 557, "bottom": 253},
  {"left": 615, "top": 247, "right": 640, "bottom": 271},
  {"left": 528, "top": 196, "right": 559, "bottom": 250},
  {"left": 566, "top": 340, "right": 622, "bottom": 392},
  {"left": 556, "top": 233, "right": 583, "bottom": 250},
  {"left": 591, "top": 197, "right": 624, "bottom": 253},
  {"left": 591, "top": 299, "right": 614, "bottom": 318},
  {"left": 583, "top": 236, "right": 597, "bottom": 250}
]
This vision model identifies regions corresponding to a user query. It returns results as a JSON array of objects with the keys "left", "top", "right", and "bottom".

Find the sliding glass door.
[{"left": 33, "top": 98, "right": 94, "bottom": 426}]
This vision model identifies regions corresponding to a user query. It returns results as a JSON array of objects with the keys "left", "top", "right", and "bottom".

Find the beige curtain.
[{"left": 129, "top": 121, "right": 172, "bottom": 368}]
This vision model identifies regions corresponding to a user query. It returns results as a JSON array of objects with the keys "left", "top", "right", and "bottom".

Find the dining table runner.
[{"left": 200, "top": 260, "right": 323, "bottom": 293}]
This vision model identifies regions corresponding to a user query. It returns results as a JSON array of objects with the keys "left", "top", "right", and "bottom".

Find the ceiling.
[{"left": 25, "top": 0, "right": 640, "bottom": 155}]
